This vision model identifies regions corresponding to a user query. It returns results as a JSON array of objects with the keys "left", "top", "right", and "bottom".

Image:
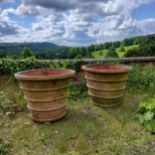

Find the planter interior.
[
  {"left": 82, "top": 64, "right": 132, "bottom": 107},
  {"left": 15, "top": 69, "right": 75, "bottom": 122}
]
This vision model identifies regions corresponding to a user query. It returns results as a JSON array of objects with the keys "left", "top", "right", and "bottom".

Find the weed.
[
  {"left": 0, "top": 80, "right": 26, "bottom": 115},
  {"left": 0, "top": 91, "right": 15, "bottom": 115},
  {"left": 0, "top": 139, "right": 10, "bottom": 155},
  {"left": 136, "top": 98, "right": 155, "bottom": 133},
  {"left": 127, "top": 64, "right": 155, "bottom": 94},
  {"left": 69, "top": 78, "right": 88, "bottom": 101}
]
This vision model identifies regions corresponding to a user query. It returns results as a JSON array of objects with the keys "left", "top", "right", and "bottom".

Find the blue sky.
[
  {"left": 0, "top": 0, "right": 155, "bottom": 46},
  {"left": 133, "top": 2, "right": 155, "bottom": 20}
]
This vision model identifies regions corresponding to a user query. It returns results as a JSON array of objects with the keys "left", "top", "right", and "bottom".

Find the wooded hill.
[{"left": 0, "top": 33, "right": 155, "bottom": 59}]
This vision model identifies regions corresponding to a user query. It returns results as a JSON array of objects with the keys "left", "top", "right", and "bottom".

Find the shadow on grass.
[{"left": 96, "top": 93, "right": 147, "bottom": 125}]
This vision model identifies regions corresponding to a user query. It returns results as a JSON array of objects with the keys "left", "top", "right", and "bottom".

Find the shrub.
[
  {"left": 0, "top": 58, "right": 96, "bottom": 76},
  {"left": 0, "top": 139, "right": 10, "bottom": 155},
  {"left": 136, "top": 98, "right": 155, "bottom": 133},
  {"left": 105, "top": 50, "right": 119, "bottom": 58},
  {"left": 20, "top": 47, "right": 33, "bottom": 58},
  {"left": 120, "top": 45, "right": 125, "bottom": 52},
  {"left": 125, "top": 43, "right": 155, "bottom": 57},
  {"left": 0, "top": 89, "right": 26, "bottom": 116},
  {"left": 0, "top": 91, "right": 15, "bottom": 115},
  {"left": 70, "top": 78, "right": 88, "bottom": 100},
  {"left": 124, "top": 47, "right": 140, "bottom": 57},
  {"left": 0, "top": 58, "right": 72, "bottom": 76},
  {"left": 127, "top": 64, "right": 155, "bottom": 93}
]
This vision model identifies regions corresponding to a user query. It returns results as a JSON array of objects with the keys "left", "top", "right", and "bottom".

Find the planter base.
[
  {"left": 90, "top": 97, "right": 123, "bottom": 108},
  {"left": 29, "top": 113, "right": 66, "bottom": 122},
  {"left": 28, "top": 106, "right": 66, "bottom": 122}
]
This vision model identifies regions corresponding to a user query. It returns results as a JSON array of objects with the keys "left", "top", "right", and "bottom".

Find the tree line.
[{"left": 0, "top": 33, "right": 155, "bottom": 59}]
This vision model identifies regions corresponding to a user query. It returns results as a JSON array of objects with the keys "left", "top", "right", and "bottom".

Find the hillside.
[
  {"left": 0, "top": 33, "right": 155, "bottom": 59},
  {"left": 0, "top": 42, "right": 64, "bottom": 56},
  {"left": 92, "top": 45, "right": 139, "bottom": 59}
]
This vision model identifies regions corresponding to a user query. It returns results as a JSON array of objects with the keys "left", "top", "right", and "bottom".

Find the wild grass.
[
  {"left": 91, "top": 45, "right": 139, "bottom": 59},
  {"left": 92, "top": 50, "right": 109, "bottom": 59},
  {"left": 127, "top": 64, "right": 155, "bottom": 94},
  {"left": 0, "top": 64, "right": 155, "bottom": 154},
  {"left": 0, "top": 91, "right": 155, "bottom": 155},
  {"left": 116, "top": 45, "right": 139, "bottom": 58}
]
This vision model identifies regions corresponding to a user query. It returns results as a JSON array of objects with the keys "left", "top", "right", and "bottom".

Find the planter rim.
[
  {"left": 82, "top": 64, "right": 132, "bottom": 74},
  {"left": 15, "top": 69, "right": 75, "bottom": 81}
]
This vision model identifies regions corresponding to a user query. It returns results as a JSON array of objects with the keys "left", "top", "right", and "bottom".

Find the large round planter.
[
  {"left": 82, "top": 64, "right": 132, "bottom": 107},
  {"left": 15, "top": 69, "right": 75, "bottom": 122}
]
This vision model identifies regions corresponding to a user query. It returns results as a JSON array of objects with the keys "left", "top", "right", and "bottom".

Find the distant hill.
[
  {"left": 0, "top": 42, "right": 64, "bottom": 55},
  {"left": 1, "top": 33, "right": 155, "bottom": 59}
]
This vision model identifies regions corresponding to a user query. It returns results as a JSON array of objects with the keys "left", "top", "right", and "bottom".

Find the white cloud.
[
  {"left": 15, "top": 4, "right": 44, "bottom": 16},
  {"left": 0, "top": 0, "right": 155, "bottom": 45},
  {"left": 137, "top": 18, "right": 155, "bottom": 34},
  {"left": 0, "top": 0, "right": 14, "bottom": 3}
]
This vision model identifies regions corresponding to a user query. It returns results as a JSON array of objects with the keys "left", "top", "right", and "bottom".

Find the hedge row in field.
[
  {"left": 0, "top": 57, "right": 121, "bottom": 76},
  {"left": 0, "top": 58, "right": 85, "bottom": 76},
  {"left": 1, "top": 58, "right": 155, "bottom": 92}
]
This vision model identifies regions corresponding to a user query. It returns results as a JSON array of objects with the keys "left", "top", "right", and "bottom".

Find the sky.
[{"left": 0, "top": 0, "right": 155, "bottom": 46}]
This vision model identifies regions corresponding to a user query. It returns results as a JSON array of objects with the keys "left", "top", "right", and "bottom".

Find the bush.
[
  {"left": 0, "top": 91, "right": 15, "bottom": 115},
  {"left": 136, "top": 98, "right": 155, "bottom": 133},
  {"left": 1, "top": 58, "right": 105, "bottom": 76},
  {"left": 127, "top": 64, "right": 155, "bottom": 93},
  {"left": 125, "top": 43, "right": 155, "bottom": 57},
  {"left": 70, "top": 78, "right": 88, "bottom": 100},
  {"left": 20, "top": 47, "right": 33, "bottom": 58},
  {"left": 0, "top": 139, "right": 10, "bottom": 155},
  {"left": 120, "top": 45, "right": 125, "bottom": 52},
  {"left": 0, "top": 89, "right": 26, "bottom": 116},
  {"left": 105, "top": 50, "right": 119, "bottom": 58},
  {"left": 124, "top": 47, "right": 140, "bottom": 57},
  {"left": 0, "top": 58, "right": 76, "bottom": 76}
]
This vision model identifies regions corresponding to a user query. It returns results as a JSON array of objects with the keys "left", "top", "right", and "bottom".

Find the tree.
[
  {"left": 105, "top": 49, "right": 119, "bottom": 58},
  {"left": 122, "top": 38, "right": 134, "bottom": 46},
  {"left": 89, "top": 44, "right": 95, "bottom": 52},
  {"left": 124, "top": 47, "right": 140, "bottom": 57},
  {"left": 120, "top": 44, "right": 125, "bottom": 52},
  {"left": 20, "top": 47, "right": 33, "bottom": 58},
  {"left": 0, "top": 50, "right": 6, "bottom": 58},
  {"left": 99, "top": 51, "right": 102, "bottom": 56}
]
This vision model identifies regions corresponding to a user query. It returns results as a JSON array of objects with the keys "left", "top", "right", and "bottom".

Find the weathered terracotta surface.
[
  {"left": 82, "top": 64, "right": 132, "bottom": 107},
  {"left": 15, "top": 69, "right": 75, "bottom": 122}
]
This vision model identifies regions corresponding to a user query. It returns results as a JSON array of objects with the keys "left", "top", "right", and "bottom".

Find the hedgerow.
[
  {"left": 127, "top": 64, "right": 155, "bottom": 93},
  {"left": 0, "top": 58, "right": 69, "bottom": 76},
  {"left": 1, "top": 57, "right": 96, "bottom": 77}
]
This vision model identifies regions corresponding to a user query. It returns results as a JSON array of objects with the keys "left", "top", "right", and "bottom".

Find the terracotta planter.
[
  {"left": 15, "top": 69, "right": 75, "bottom": 122},
  {"left": 82, "top": 64, "right": 132, "bottom": 107}
]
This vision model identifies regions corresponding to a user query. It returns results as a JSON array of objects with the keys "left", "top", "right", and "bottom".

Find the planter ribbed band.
[
  {"left": 82, "top": 64, "right": 132, "bottom": 107},
  {"left": 15, "top": 69, "right": 75, "bottom": 122}
]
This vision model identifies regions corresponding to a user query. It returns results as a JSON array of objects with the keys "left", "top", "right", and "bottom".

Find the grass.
[
  {"left": 116, "top": 45, "right": 139, "bottom": 58},
  {"left": 92, "top": 50, "right": 109, "bottom": 59},
  {"left": 92, "top": 45, "right": 139, "bottom": 58},
  {"left": 0, "top": 78, "right": 155, "bottom": 154}
]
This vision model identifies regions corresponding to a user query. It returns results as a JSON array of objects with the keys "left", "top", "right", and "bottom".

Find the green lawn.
[{"left": 0, "top": 78, "right": 155, "bottom": 155}]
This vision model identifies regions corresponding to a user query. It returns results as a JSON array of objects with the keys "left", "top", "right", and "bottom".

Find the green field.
[
  {"left": 92, "top": 50, "right": 109, "bottom": 59},
  {"left": 116, "top": 45, "right": 139, "bottom": 58},
  {"left": 92, "top": 45, "right": 139, "bottom": 59}
]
